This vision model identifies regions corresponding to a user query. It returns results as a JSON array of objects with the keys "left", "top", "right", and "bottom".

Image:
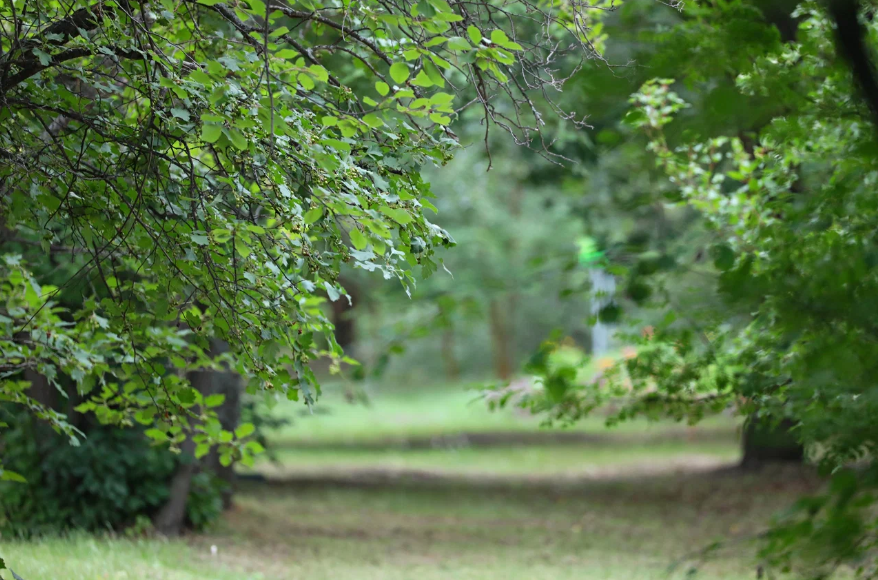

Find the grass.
[
  {"left": 255, "top": 440, "right": 741, "bottom": 479},
  {"left": 1, "top": 381, "right": 808, "bottom": 580},
  {"left": 1, "top": 535, "right": 245, "bottom": 580},
  {"left": 265, "top": 380, "right": 740, "bottom": 447},
  {"left": 2, "top": 468, "right": 821, "bottom": 580}
]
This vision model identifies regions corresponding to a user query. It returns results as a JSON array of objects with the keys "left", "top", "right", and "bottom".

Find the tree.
[
  {"left": 349, "top": 139, "right": 592, "bottom": 385},
  {"left": 505, "top": 0, "right": 878, "bottom": 575},
  {"left": 0, "top": 0, "right": 611, "bottom": 491}
]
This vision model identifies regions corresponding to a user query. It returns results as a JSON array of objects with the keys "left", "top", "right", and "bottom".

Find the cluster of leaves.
[
  {"left": 0, "top": 256, "right": 257, "bottom": 480},
  {"left": 0, "top": 415, "right": 224, "bottom": 535},
  {"left": 0, "top": 0, "right": 613, "bottom": 469},
  {"left": 504, "top": 2, "right": 878, "bottom": 575}
]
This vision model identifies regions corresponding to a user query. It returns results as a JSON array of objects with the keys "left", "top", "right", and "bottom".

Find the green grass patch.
[
  {"left": 266, "top": 381, "right": 740, "bottom": 447},
  {"left": 1, "top": 535, "right": 245, "bottom": 580},
  {"left": 2, "top": 468, "right": 821, "bottom": 580},
  {"left": 255, "top": 441, "right": 741, "bottom": 479}
]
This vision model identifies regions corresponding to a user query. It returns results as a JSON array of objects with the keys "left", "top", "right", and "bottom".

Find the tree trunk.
[
  {"left": 23, "top": 369, "right": 58, "bottom": 449},
  {"left": 441, "top": 325, "right": 460, "bottom": 381},
  {"left": 24, "top": 368, "right": 55, "bottom": 410},
  {"left": 153, "top": 364, "right": 214, "bottom": 536},
  {"left": 331, "top": 277, "right": 359, "bottom": 356},
  {"left": 741, "top": 416, "right": 804, "bottom": 469},
  {"left": 153, "top": 436, "right": 197, "bottom": 536},
  {"left": 204, "top": 341, "right": 242, "bottom": 510},
  {"left": 488, "top": 298, "right": 512, "bottom": 380}
]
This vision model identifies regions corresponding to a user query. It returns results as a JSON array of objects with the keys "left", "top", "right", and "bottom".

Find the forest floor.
[{"left": 1, "top": 382, "right": 824, "bottom": 580}]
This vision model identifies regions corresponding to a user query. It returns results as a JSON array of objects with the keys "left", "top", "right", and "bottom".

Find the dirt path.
[
  {"left": 271, "top": 425, "right": 738, "bottom": 451},
  {"left": 250, "top": 454, "right": 738, "bottom": 488}
]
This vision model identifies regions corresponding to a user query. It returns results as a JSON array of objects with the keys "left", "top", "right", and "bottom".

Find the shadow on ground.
[{"left": 192, "top": 464, "right": 822, "bottom": 580}]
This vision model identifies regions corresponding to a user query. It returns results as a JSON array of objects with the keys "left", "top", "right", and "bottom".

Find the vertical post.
[{"left": 589, "top": 268, "right": 616, "bottom": 357}]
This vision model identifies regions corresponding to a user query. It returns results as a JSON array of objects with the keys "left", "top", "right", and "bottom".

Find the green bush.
[
  {"left": 0, "top": 416, "right": 223, "bottom": 537},
  {"left": 185, "top": 472, "right": 225, "bottom": 531}
]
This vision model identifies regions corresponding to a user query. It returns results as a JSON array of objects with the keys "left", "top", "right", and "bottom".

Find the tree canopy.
[
  {"left": 0, "top": 0, "right": 616, "bottom": 474},
  {"left": 497, "top": 1, "right": 878, "bottom": 575}
]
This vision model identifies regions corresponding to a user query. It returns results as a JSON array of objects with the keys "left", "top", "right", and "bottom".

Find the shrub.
[{"left": 0, "top": 415, "right": 222, "bottom": 537}]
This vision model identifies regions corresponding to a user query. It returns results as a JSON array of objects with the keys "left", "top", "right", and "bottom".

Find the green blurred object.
[{"left": 577, "top": 237, "right": 604, "bottom": 266}]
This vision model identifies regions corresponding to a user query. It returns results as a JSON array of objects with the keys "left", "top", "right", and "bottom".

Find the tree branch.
[{"left": 828, "top": 0, "right": 878, "bottom": 128}]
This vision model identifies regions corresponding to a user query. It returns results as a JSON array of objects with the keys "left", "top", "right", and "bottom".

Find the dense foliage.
[
  {"left": 0, "top": 417, "right": 224, "bottom": 535},
  {"left": 491, "top": 1, "right": 878, "bottom": 576},
  {"left": 0, "top": 0, "right": 607, "bottom": 478}
]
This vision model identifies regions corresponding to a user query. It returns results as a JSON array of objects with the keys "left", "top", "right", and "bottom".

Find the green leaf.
[
  {"left": 431, "top": 92, "right": 454, "bottom": 105},
  {"left": 711, "top": 244, "right": 736, "bottom": 271},
  {"left": 235, "top": 238, "right": 251, "bottom": 258},
  {"left": 190, "top": 69, "right": 213, "bottom": 85},
  {"left": 235, "top": 422, "right": 256, "bottom": 438},
  {"left": 298, "top": 73, "right": 315, "bottom": 90},
  {"left": 428, "top": 0, "right": 453, "bottom": 12},
  {"left": 178, "top": 387, "right": 198, "bottom": 405},
  {"left": 204, "top": 394, "right": 226, "bottom": 408},
  {"left": 191, "top": 233, "right": 210, "bottom": 246},
  {"left": 194, "top": 443, "right": 211, "bottom": 459},
  {"left": 380, "top": 206, "right": 413, "bottom": 225},
  {"left": 623, "top": 109, "right": 647, "bottom": 128},
  {"left": 362, "top": 113, "right": 384, "bottom": 128},
  {"left": 225, "top": 128, "right": 248, "bottom": 151},
  {"left": 275, "top": 48, "right": 298, "bottom": 59},
  {"left": 411, "top": 70, "right": 434, "bottom": 88},
  {"left": 321, "top": 138, "right": 351, "bottom": 152},
  {"left": 446, "top": 36, "right": 472, "bottom": 51},
  {"left": 350, "top": 228, "right": 368, "bottom": 250},
  {"left": 375, "top": 81, "right": 390, "bottom": 96},
  {"left": 245, "top": 440, "right": 266, "bottom": 454},
  {"left": 212, "top": 228, "right": 232, "bottom": 243},
  {"left": 433, "top": 12, "right": 463, "bottom": 21},
  {"left": 308, "top": 65, "right": 329, "bottom": 83},
  {"left": 170, "top": 107, "right": 191, "bottom": 121},
  {"left": 135, "top": 408, "right": 156, "bottom": 425},
  {"left": 304, "top": 207, "right": 323, "bottom": 224},
  {"left": 467, "top": 26, "right": 482, "bottom": 45},
  {"left": 429, "top": 113, "right": 451, "bottom": 125},
  {"left": 202, "top": 124, "right": 222, "bottom": 143},
  {"left": 321, "top": 116, "right": 338, "bottom": 127},
  {"left": 247, "top": 0, "right": 266, "bottom": 16},
  {"left": 390, "top": 62, "right": 410, "bottom": 84},
  {"left": 0, "top": 469, "right": 27, "bottom": 483},
  {"left": 145, "top": 428, "right": 168, "bottom": 442},
  {"left": 423, "top": 60, "right": 445, "bottom": 87},
  {"left": 490, "top": 29, "right": 511, "bottom": 45},
  {"left": 338, "top": 121, "right": 358, "bottom": 138}
]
